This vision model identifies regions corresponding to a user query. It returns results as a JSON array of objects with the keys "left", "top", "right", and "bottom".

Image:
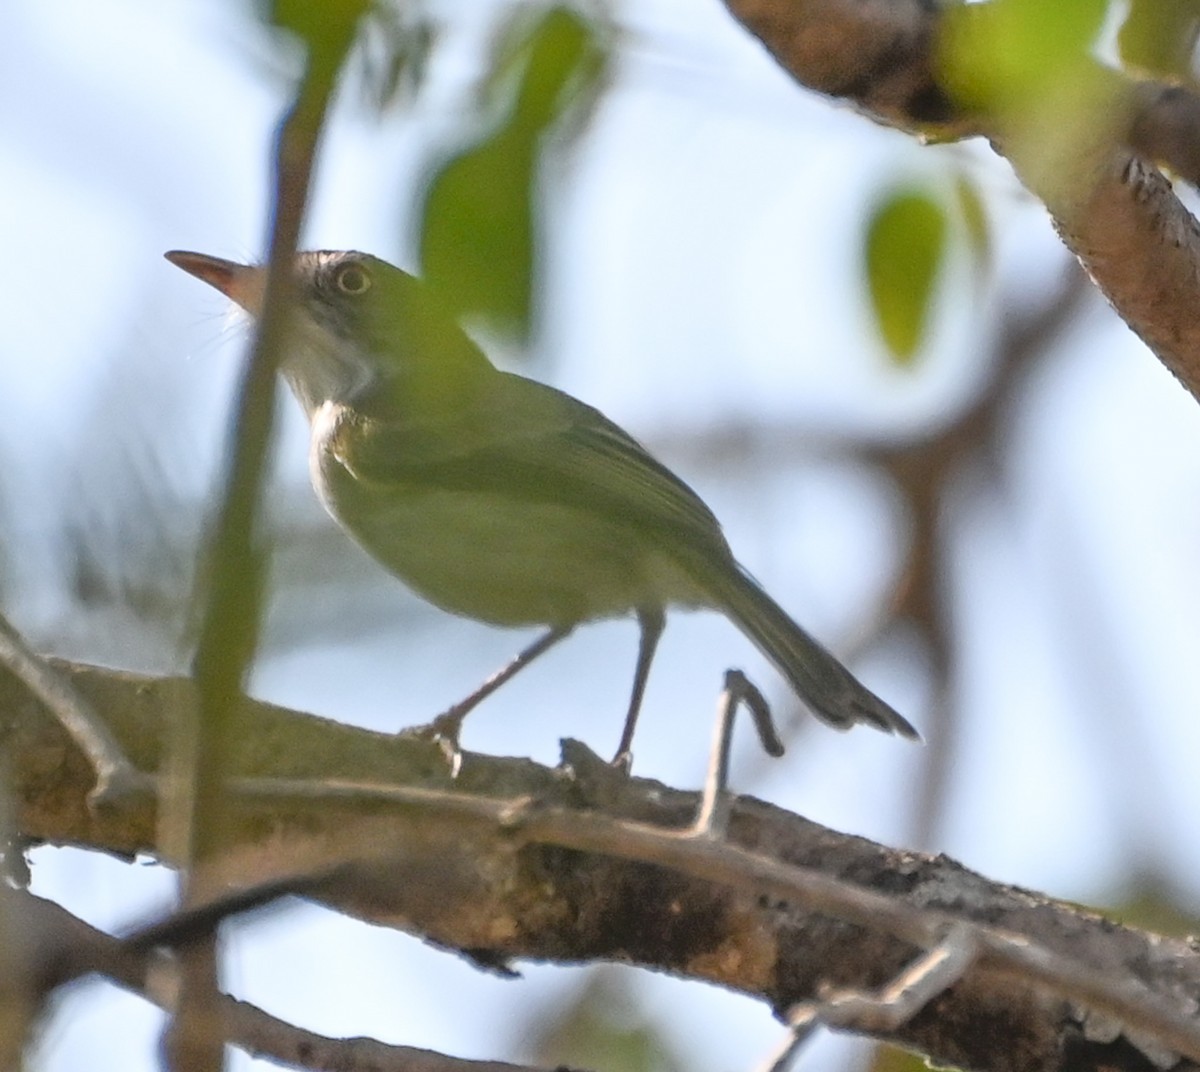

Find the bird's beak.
[{"left": 165, "top": 250, "right": 267, "bottom": 316}]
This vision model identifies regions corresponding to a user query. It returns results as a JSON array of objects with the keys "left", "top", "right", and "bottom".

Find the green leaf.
[
  {"left": 941, "top": 0, "right": 1108, "bottom": 114},
  {"left": 868, "top": 1041, "right": 955, "bottom": 1072},
  {"left": 493, "top": 6, "right": 600, "bottom": 128},
  {"left": 939, "top": 0, "right": 1118, "bottom": 197},
  {"left": 267, "top": 0, "right": 370, "bottom": 47},
  {"left": 420, "top": 128, "right": 537, "bottom": 339},
  {"left": 418, "top": 6, "right": 608, "bottom": 340},
  {"left": 954, "top": 173, "right": 992, "bottom": 277},
  {"left": 864, "top": 188, "right": 949, "bottom": 365},
  {"left": 527, "top": 972, "right": 684, "bottom": 1072},
  {"left": 1118, "top": 0, "right": 1200, "bottom": 79},
  {"left": 263, "top": 0, "right": 370, "bottom": 82}
]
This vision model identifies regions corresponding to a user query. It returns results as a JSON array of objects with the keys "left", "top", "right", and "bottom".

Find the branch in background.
[
  {"left": 648, "top": 261, "right": 1093, "bottom": 851},
  {"left": 871, "top": 260, "right": 1093, "bottom": 848},
  {"left": 7, "top": 657, "right": 1200, "bottom": 1072},
  {"left": 720, "top": 0, "right": 1200, "bottom": 404},
  {"left": 7, "top": 889, "right": 561, "bottom": 1072}
]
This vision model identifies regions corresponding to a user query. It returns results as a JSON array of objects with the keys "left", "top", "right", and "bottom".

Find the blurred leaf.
[
  {"left": 527, "top": 970, "right": 683, "bottom": 1072},
  {"left": 939, "top": 0, "right": 1119, "bottom": 192},
  {"left": 954, "top": 174, "right": 990, "bottom": 265},
  {"left": 954, "top": 172, "right": 993, "bottom": 290},
  {"left": 420, "top": 128, "right": 537, "bottom": 342},
  {"left": 360, "top": 3, "right": 436, "bottom": 109},
  {"left": 1118, "top": 0, "right": 1200, "bottom": 80},
  {"left": 267, "top": 0, "right": 370, "bottom": 42},
  {"left": 941, "top": 0, "right": 1108, "bottom": 112},
  {"left": 864, "top": 187, "right": 949, "bottom": 365},
  {"left": 488, "top": 5, "right": 604, "bottom": 128},
  {"left": 1105, "top": 876, "right": 1200, "bottom": 938},
  {"left": 418, "top": 5, "right": 609, "bottom": 339},
  {"left": 265, "top": 0, "right": 371, "bottom": 74},
  {"left": 869, "top": 1040, "right": 959, "bottom": 1072}
]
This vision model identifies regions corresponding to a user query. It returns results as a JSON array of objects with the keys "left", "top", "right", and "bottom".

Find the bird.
[{"left": 166, "top": 248, "right": 918, "bottom": 765}]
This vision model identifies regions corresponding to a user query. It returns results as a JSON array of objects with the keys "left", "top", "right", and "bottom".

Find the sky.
[{"left": 6, "top": 1, "right": 1200, "bottom": 1070}]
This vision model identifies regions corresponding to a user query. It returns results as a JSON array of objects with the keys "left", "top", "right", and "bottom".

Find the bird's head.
[{"left": 165, "top": 249, "right": 489, "bottom": 416}]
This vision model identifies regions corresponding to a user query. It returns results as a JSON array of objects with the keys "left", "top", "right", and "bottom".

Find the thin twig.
[
  {"left": 814, "top": 924, "right": 978, "bottom": 1031},
  {"left": 756, "top": 931, "right": 977, "bottom": 1072},
  {"left": 166, "top": 14, "right": 366, "bottom": 1072},
  {"left": 0, "top": 612, "right": 150, "bottom": 807},
  {"left": 756, "top": 1012, "right": 818, "bottom": 1072},
  {"left": 12, "top": 887, "right": 559, "bottom": 1072},
  {"left": 693, "top": 670, "right": 783, "bottom": 836}
]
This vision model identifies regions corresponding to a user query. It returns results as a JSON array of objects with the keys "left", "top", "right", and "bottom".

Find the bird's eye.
[{"left": 334, "top": 263, "right": 371, "bottom": 295}]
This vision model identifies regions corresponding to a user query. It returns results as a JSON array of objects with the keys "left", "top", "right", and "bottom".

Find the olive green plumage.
[{"left": 167, "top": 249, "right": 917, "bottom": 757}]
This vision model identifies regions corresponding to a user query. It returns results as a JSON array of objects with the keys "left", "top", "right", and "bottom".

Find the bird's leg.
[
  {"left": 611, "top": 607, "right": 666, "bottom": 770},
  {"left": 418, "top": 625, "right": 573, "bottom": 771}
]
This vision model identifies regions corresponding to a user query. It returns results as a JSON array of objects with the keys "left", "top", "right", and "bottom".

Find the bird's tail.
[{"left": 699, "top": 564, "right": 919, "bottom": 739}]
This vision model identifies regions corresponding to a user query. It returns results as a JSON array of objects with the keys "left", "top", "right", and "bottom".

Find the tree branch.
[
  {"left": 720, "top": 0, "right": 1200, "bottom": 404},
  {"left": 6, "top": 658, "right": 1199, "bottom": 1072},
  {"left": 7, "top": 888, "right": 562, "bottom": 1072}
]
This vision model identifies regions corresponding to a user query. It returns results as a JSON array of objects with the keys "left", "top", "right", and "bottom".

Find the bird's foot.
[
  {"left": 408, "top": 707, "right": 468, "bottom": 777},
  {"left": 609, "top": 747, "right": 634, "bottom": 773},
  {"left": 560, "top": 739, "right": 634, "bottom": 804}
]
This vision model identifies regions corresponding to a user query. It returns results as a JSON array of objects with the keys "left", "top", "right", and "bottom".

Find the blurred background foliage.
[
  {"left": 9, "top": 0, "right": 1200, "bottom": 1070},
  {"left": 419, "top": 4, "right": 610, "bottom": 336},
  {"left": 1119, "top": 0, "right": 1200, "bottom": 79}
]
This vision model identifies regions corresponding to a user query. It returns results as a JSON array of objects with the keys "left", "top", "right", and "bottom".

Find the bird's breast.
[{"left": 305, "top": 407, "right": 710, "bottom": 627}]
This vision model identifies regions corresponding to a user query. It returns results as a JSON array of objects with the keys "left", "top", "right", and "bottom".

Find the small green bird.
[{"left": 166, "top": 249, "right": 917, "bottom": 763}]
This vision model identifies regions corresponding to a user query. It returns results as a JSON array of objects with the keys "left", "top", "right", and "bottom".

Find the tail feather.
[{"left": 702, "top": 564, "right": 918, "bottom": 740}]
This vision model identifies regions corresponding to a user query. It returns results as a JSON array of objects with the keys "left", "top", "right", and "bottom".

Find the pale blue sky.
[{"left": 8, "top": 2, "right": 1200, "bottom": 1070}]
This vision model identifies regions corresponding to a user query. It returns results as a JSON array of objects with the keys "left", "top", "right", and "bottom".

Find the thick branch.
[{"left": 4, "top": 659, "right": 1199, "bottom": 1072}]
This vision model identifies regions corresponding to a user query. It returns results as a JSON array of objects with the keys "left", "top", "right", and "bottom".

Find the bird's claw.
[
  {"left": 609, "top": 748, "right": 633, "bottom": 773},
  {"left": 409, "top": 709, "right": 466, "bottom": 777}
]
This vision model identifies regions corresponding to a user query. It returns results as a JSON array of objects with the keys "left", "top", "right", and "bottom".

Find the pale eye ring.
[{"left": 334, "top": 263, "right": 371, "bottom": 295}]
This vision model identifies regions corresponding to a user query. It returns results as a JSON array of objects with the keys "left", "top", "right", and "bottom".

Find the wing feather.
[{"left": 333, "top": 375, "right": 732, "bottom": 561}]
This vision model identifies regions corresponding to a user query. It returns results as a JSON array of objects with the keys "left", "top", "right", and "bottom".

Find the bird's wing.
[{"left": 331, "top": 376, "right": 732, "bottom": 558}]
